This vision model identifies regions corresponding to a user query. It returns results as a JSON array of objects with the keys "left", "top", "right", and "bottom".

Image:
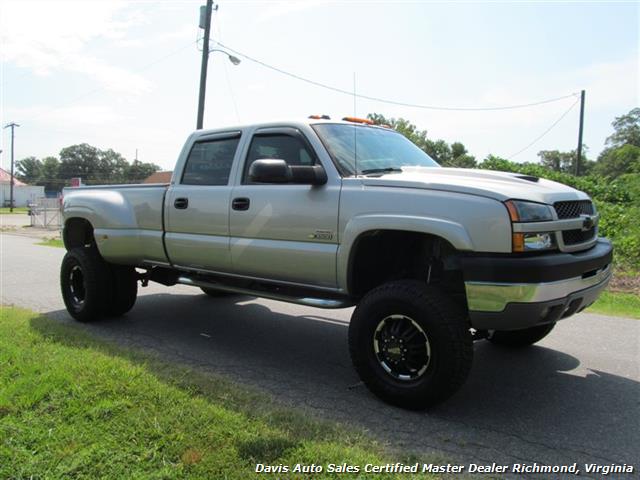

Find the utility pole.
[
  {"left": 196, "top": 0, "right": 215, "bottom": 130},
  {"left": 3, "top": 122, "right": 20, "bottom": 212},
  {"left": 575, "top": 89, "right": 585, "bottom": 176}
]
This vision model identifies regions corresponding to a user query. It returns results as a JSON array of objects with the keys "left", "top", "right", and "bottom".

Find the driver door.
[{"left": 229, "top": 127, "right": 340, "bottom": 288}]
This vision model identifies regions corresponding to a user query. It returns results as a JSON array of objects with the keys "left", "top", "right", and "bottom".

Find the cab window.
[
  {"left": 182, "top": 136, "right": 240, "bottom": 185},
  {"left": 243, "top": 134, "right": 316, "bottom": 183}
]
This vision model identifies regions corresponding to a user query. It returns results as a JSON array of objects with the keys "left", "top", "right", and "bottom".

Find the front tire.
[
  {"left": 60, "top": 247, "right": 111, "bottom": 322},
  {"left": 488, "top": 322, "right": 556, "bottom": 347},
  {"left": 348, "top": 280, "right": 473, "bottom": 409}
]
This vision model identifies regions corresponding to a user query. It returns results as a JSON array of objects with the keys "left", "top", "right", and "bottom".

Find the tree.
[
  {"left": 39, "top": 157, "right": 61, "bottom": 192},
  {"left": 367, "top": 113, "right": 430, "bottom": 150},
  {"left": 57, "top": 144, "right": 160, "bottom": 184},
  {"left": 58, "top": 143, "right": 101, "bottom": 182},
  {"left": 594, "top": 144, "right": 640, "bottom": 178},
  {"left": 536, "top": 148, "right": 594, "bottom": 175},
  {"left": 447, "top": 142, "right": 476, "bottom": 168},
  {"left": 366, "top": 113, "right": 475, "bottom": 166},
  {"left": 16, "top": 156, "right": 42, "bottom": 184},
  {"left": 97, "top": 148, "right": 129, "bottom": 183},
  {"left": 605, "top": 107, "right": 640, "bottom": 148},
  {"left": 126, "top": 160, "right": 160, "bottom": 183},
  {"left": 538, "top": 149, "right": 575, "bottom": 173},
  {"left": 423, "top": 139, "right": 452, "bottom": 164}
]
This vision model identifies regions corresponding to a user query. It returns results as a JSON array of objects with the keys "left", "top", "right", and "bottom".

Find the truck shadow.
[{"left": 39, "top": 292, "right": 638, "bottom": 466}]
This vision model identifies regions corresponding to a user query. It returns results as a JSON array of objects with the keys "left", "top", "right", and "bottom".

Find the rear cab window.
[{"left": 182, "top": 135, "right": 241, "bottom": 185}]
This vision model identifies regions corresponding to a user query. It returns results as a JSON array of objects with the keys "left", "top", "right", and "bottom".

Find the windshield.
[{"left": 312, "top": 123, "right": 440, "bottom": 175}]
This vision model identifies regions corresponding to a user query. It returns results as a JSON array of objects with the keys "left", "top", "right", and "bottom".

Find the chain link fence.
[{"left": 29, "top": 197, "right": 62, "bottom": 230}]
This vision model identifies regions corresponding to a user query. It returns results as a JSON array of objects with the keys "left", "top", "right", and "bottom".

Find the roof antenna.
[{"left": 353, "top": 71, "right": 358, "bottom": 176}]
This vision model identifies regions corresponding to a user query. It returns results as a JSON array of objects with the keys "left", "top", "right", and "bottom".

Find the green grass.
[
  {"left": 586, "top": 291, "right": 640, "bottom": 319},
  {"left": 36, "top": 237, "right": 63, "bottom": 248},
  {"left": 0, "top": 207, "right": 29, "bottom": 214},
  {"left": 0, "top": 306, "right": 433, "bottom": 479}
]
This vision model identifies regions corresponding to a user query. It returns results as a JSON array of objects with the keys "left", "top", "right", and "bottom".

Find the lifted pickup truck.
[{"left": 60, "top": 117, "right": 612, "bottom": 408}]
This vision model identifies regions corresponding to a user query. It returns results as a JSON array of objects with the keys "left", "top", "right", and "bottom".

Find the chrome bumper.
[
  {"left": 465, "top": 263, "right": 612, "bottom": 313},
  {"left": 465, "top": 264, "right": 611, "bottom": 331}
]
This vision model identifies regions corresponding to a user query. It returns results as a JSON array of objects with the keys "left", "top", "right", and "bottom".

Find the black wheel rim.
[
  {"left": 68, "top": 265, "right": 86, "bottom": 307},
  {"left": 373, "top": 314, "right": 431, "bottom": 381}
]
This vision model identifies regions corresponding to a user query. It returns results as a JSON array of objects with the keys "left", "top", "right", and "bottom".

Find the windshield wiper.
[{"left": 360, "top": 167, "right": 403, "bottom": 175}]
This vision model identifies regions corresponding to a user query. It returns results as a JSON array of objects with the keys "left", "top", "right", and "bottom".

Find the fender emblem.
[{"left": 309, "top": 230, "right": 334, "bottom": 240}]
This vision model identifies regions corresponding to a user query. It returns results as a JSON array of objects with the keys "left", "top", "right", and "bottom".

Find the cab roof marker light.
[
  {"left": 342, "top": 116, "right": 375, "bottom": 125},
  {"left": 308, "top": 115, "right": 331, "bottom": 120}
]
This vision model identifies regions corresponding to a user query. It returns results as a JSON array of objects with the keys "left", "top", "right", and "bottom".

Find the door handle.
[
  {"left": 174, "top": 197, "right": 189, "bottom": 209},
  {"left": 232, "top": 197, "right": 250, "bottom": 211}
]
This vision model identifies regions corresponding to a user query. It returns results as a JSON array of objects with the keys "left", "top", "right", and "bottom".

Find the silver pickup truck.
[{"left": 60, "top": 117, "right": 612, "bottom": 408}]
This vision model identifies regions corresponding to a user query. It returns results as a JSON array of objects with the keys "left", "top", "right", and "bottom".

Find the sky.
[{"left": 0, "top": 0, "right": 638, "bottom": 172}]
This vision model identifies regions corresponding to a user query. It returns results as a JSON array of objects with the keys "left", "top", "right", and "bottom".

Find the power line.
[
  {"left": 211, "top": 12, "right": 241, "bottom": 123},
  {"left": 216, "top": 41, "right": 579, "bottom": 112},
  {"left": 507, "top": 97, "right": 580, "bottom": 160}
]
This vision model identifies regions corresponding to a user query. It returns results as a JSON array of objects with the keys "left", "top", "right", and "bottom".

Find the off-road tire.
[
  {"left": 106, "top": 265, "right": 138, "bottom": 316},
  {"left": 200, "top": 287, "right": 232, "bottom": 297},
  {"left": 60, "top": 247, "right": 111, "bottom": 322},
  {"left": 488, "top": 322, "right": 556, "bottom": 347},
  {"left": 348, "top": 280, "right": 473, "bottom": 409}
]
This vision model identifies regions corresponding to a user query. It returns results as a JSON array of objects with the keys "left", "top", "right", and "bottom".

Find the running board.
[{"left": 176, "top": 276, "right": 354, "bottom": 309}]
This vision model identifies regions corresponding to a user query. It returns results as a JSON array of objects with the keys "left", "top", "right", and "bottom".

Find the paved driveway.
[{"left": 1, "top": 233, "right": 638, "bottom": 477}]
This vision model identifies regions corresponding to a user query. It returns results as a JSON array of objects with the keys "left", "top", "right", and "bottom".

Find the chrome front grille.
[
  {"left": 553, "top": 200, "right": 597, "bottom": 249},
  {"left": 554, "top": 200, "right": 594, "bottom": 219}
]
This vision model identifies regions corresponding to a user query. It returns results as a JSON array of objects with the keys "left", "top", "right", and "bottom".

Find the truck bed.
[{"left": 63, "top": 183, "right": 170, "bottom": 266}]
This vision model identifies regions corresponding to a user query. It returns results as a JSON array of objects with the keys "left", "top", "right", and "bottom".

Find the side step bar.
[{"left": 176, "top": 276, "right": 354, "bottom": 309}]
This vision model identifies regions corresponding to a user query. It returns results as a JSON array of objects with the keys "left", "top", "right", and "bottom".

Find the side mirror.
[
  {"left": 248, "top": 159, "right": 327, "bottom": 185},
  {"left": 248, "top": 159, "right": 290, "bottom": 183}
]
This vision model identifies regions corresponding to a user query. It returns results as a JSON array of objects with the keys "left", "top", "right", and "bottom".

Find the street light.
[{"left": 210, "top": 48, "right": 241, "bottom": 66}]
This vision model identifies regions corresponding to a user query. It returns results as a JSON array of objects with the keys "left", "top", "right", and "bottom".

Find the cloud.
[
  {"left": 254, "top": 0, "right": 329, "bottom": 24},
  {"left": 9, "top": 104, "right": 126, "bottom": 127},
  {"left": 0, "top": 0, "right": 151, "bottom": 94}
]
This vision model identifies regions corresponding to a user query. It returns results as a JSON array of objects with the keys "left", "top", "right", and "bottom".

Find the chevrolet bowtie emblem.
[{"left": 581, "top": 215, "right": 595, "bottom": 231}]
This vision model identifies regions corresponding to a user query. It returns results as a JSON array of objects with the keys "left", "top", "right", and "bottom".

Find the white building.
[{"left": 0, "top": 168, "right": 45, "bottom": 207}]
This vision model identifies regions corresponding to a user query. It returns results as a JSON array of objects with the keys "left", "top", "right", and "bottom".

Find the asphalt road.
[{"left": 1, "top": 233, "right": 638, "bottom": 477}]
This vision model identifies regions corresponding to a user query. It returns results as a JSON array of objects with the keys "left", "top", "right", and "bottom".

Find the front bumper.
[{"left": 462, "top": 239, "right": 613, "bottom": 331}]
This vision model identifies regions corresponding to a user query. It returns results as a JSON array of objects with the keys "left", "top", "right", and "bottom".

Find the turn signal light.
[
  {"left": 505, "top": 201, "right": 520, "bottom": 222},
  {"left": 512, "top": 233, "right": 525, "bottom": 252}
]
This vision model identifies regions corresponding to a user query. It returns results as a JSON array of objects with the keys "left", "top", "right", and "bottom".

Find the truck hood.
[{"left": 360, "top": 167, "right": 590, "bottom": 204}]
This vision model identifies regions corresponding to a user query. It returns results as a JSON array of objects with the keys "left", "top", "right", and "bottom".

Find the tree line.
[
  {"left": 16, "top": 144, "right": 161, "bottom": 192},
  {"left": 367, "top": 107, "right": 640, "bottom": 179}
]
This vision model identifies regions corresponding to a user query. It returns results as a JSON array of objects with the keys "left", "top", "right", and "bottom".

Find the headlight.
[
  {"left": 505, "top": 200, "right": 554, "bottom": 222},
  {"left": 505, "top": 200, "right": 556, "bottom": 252}
]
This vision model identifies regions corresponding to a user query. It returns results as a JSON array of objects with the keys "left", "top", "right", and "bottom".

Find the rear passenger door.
[{"left": 164, "top": 131, "right": 241, "bottom": 272}]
